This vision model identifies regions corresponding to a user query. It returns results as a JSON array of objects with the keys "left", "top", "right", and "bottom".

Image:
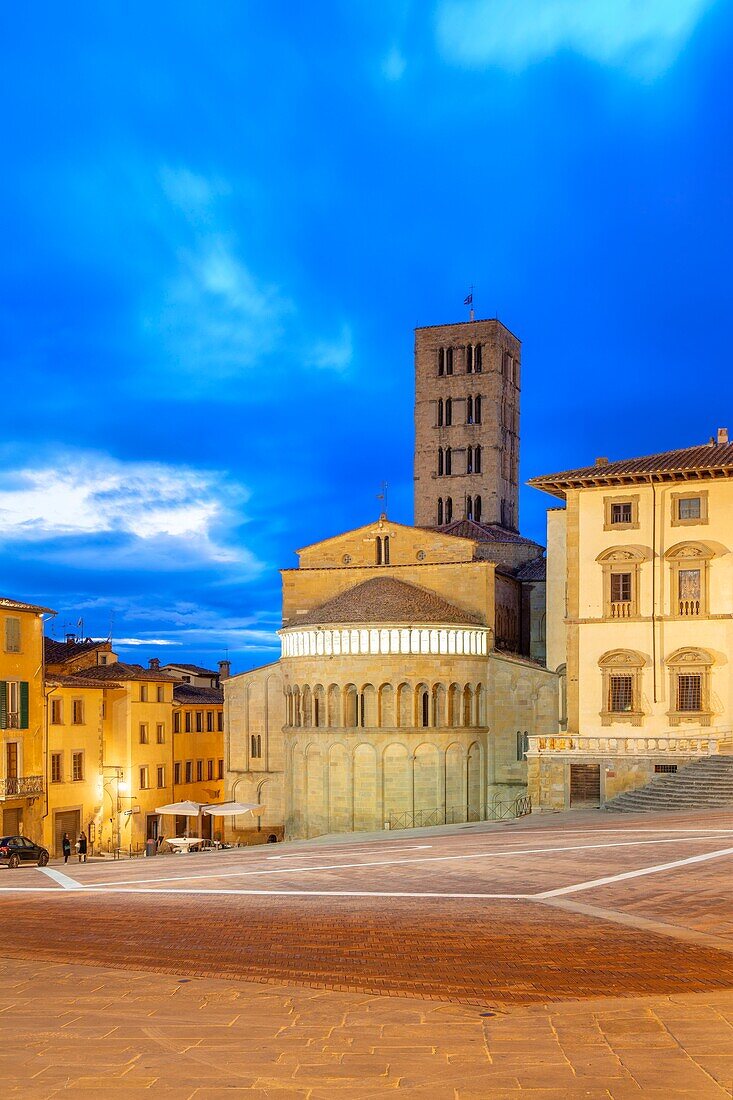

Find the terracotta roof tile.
[
  {"left": 0, "top": 595, "right": 55, "bottom": 614},
  {"left": 515, "top": 557, "right": 547, "bottom": 581},
  {"left": 45, "top": 638, "right": 110, "bottom": 663},
  {"left": 437, "top": 519, "right": 542, "bottom": 548},
  {"left": 173, "top": 683, "right": 223, "bottom": 704},
  {"left": 163, "top": 663, "right": 219, "bottom": 677},
  {"left": 529, "top": 439, "right": 733, "bottom": 496},
  {"left": 288, "top": 577, "right": 484, "bottom": 627},
  {"left": 73, "top": 662, "right": 177, "bottom": 683}
]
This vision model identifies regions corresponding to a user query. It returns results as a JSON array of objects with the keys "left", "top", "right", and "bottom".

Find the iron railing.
[
  {"left": 388, "top": 796, "right": 531, "bottom": 830},
  {"left": 0, "top": 775, "right": 44, "bottom": 799}
]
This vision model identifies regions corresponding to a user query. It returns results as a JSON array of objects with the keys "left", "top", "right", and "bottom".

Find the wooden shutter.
[
  {"left": 19, "top": 682, "right": 29, "bottom": 729},
  {"left": 0, "top": 682, "right": 6, "bottom": 729}
]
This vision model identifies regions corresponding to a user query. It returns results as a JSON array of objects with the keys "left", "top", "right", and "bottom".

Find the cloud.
[
  {"left": 111, "top": 637, "right": 182, "bottom": 646},
  {"left": 0, "top": 450, "right": 259, "bottom": 572},
  {"left": 306, "top": 323, "right": 353, "bottom": 372},
  {"left": 435, "top": 0, "right": 715, "bottom": 77},
  {"left": 381, "top": 46, "right": 407, "bottom": 81},
  {"left": 146, "top": 166, "right": 351, "bottom": 386}
]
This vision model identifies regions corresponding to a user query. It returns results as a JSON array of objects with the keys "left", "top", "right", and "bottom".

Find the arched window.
[
  {"left": 446, "top": 347, "right": 453, "bottom": 375},
  {"left": 421, "top": 690, "right": 429, "bottom": 728},
  {"left": 438, "top": 347, "right": 445, "bottom": 376},
  {"left": 437, "top": 447, "right": 444, "bottom": 476},
  {"left": 257, "top": 734, "right": 262, "bottom": 757},
  {"left": 466, "top": 345, "right": 474, "bottom": 373},
  {"left": 437, "top": 497, "right": 444, "bottom": 525},
  {"left": 467, "top": 446, "right": 473, "bottom": 474},
  {"left": 445, "top": 447, "right": 452, "bottom": 475},
  {"left": 383, "top": 535, "right": 390, "bottom": 564},
  {"left": 474, "top": 395, "right": 482, "bottom": 423},
  {"left": 475, "top": 344, "right": 482, "bottom": 373},
  {"left": 666, "top": 648, "right": 714, "bottom": 726},
  {"left": 445, "top": 497, "right": 453, "bottom": 523},
  {"left": 445, "top": 398, "right": 452, "bottom": 426},
  {"left": 345, "top": 685, "right": 358, "bottom": 728},
  {"left": 599, "top": 650, "right": 646, "bottom": 726},
  {"left": 437, "top": 399, "right": 444, "bottom": 427},
  {"left": 466, "top": 495, "right": 473, "bottom": 520},
  {"left": 376, "top": 536, "right": 383, "bottom": 566},
  {"left": 466, "top": 395, "right": 474, "bottom": 424},
  {"left": 474, "top": 495, "right": 482, "bottom": 521},
  {"left": 474, "top": 445, "right": 482, "bottom": 473}
]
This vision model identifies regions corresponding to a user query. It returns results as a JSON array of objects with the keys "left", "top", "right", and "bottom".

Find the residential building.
[
  {"left": 0, "top": 596, "right": 53, "bottom": 838},
  {"left": 527, "top": 430, "right": 733, "bottom": 809}
]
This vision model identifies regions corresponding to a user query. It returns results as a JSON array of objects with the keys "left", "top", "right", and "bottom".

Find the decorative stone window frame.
[
  {"left": 671, "top": 489, "right": 709, "bottom": 527},
  {"left": 603, "top": 494, "right": 640, "bottom": 532},
  {"left": 596, "top": 545, "right": 647, "bottom": 620},
  {"left": 665, "top": 541, "right": 714, "bottom": 619},
  {"left": 599, "top": 649, "right": 646, "bottom": 727},
  {"left": 666, "top": 647, "right": 714, "bottom": 727}
]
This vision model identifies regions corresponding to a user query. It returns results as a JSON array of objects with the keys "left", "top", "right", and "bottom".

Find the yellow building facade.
[
  {"left": 0, "top": 596, "right": 52, "bottom": 839},
  {"left": 226, "top": 517, "right": 557, "bottom": 840},
  {"left": 528, "top": 431, "right": 733, "bottom": 809}
]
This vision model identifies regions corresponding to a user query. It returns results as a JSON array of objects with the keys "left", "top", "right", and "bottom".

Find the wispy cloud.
[
  {"left": 435, "top": 0, "right": 715, "bottom": 77},
  {"left": 306, "top": 323, "right": 353, "bottom": 372},
  {"left": 148, "top": 165, "right": 351, "bottom": 386},
  {"left": 381, "top": 46, "right": 407, "bottom": 81},
  {"left": 0, "top": 450, "right": 260, "bottom": 573}
]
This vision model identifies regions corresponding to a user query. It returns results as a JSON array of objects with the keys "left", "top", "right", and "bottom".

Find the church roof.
[
  {"left": 438, "top": 519, "right": 542, "bottom": 549},
  {"left": 529, "top": 437, "right": 733, "bottom": 498},
  {"left": 515, "top": 556, "right": 547, "bottom": 581},
  {"left": 289, "top": 577, "right": 483, "bottom": 627}
]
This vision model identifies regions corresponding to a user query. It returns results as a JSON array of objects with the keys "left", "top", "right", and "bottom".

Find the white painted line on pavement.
[
  {"left": 535, "top": 845, "right": 733, "bottom": 898},
  {"left": 267, "top": 844, "right": 432, "bottom": 859},
  {"left": 38, "top": 866, "right": 84, "bottom": 890},
  {"left": 80, "top": 832, "right": 733, "bottom": 890}
]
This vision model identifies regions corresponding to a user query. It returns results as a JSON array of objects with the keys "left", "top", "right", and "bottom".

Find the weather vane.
[{"left": 376, "top": 480, "right": 388, "bottom": 516}]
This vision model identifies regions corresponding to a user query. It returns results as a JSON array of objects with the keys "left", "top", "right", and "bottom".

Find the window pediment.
[
  {"left": 596, "top": 545, "right": 649, "bottom": 564},
  {"left": 665, "top": 647, "right": 714, "bottom": 667},
  {"left": 665, "top": 541, "right": 714, "bottom": 562},
  {"left": 598, "top": 649, "right": 646, "bottom": 669}
]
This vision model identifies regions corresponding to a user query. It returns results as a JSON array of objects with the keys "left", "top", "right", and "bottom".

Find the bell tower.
[{"left": 413, "top": 318, "right": 521, "bottom": 530}]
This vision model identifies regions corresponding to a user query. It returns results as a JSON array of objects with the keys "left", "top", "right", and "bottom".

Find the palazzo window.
[
  {"left": 599, "top": 650, "right": 645, "bottom": 726},
  {"left": 597, "top": 546, "right": 646, "bottom": 619},
  {"left": 672, "top": 490, "right": 708, "bottom": 527},
  {"left": 603, "top": 495, "right": 639, "bottom": 531},
  {"left": 667, "top": 648, "right": 713, "bottom": 726},
  {"left": 665, "top": 542, "right": 713, "bottom": 618}
]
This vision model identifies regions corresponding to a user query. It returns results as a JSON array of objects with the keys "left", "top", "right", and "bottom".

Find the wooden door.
[{"left": 570, "top": 763, "right": 601, "bottom": 806}]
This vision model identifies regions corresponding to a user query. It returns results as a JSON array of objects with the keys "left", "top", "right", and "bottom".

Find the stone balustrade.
[{"left": 280, "top": 625, "right": 489, "bottom": 659}]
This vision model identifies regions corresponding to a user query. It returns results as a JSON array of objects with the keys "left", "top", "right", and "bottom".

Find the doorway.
[
  {"left": 3, "top": 807, "right": 21, "bottom": 836},
  {"left": 54, "top": 810, "right": 81, "bottom": 857},
  {"left": 570, "top": 763, "right": 601, "bottom": 807}
]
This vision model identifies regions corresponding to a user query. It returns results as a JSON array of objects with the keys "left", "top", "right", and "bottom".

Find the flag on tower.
[{"left": 463, "top": 292, "right": 473, "bottom": 306}]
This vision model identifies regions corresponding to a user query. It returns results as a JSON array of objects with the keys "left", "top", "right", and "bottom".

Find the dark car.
[{"left": 0, "top": 835, "right": 49, "bottom": 868}]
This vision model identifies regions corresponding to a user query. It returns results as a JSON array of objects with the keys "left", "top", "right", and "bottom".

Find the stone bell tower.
[{"left": 413, "top": 318, "right": 521, "bottom": 531}]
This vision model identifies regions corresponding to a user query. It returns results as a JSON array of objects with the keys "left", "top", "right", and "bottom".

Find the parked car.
[{"left": 0, "top": 836, "right": 49, "bottom": 868}]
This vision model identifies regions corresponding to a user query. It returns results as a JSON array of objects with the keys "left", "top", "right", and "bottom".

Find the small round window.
[
  {"left": 342, "top": 554, "right": 352, "bottom": 564},
  {"left": 416, "top": 550, "right": 426, "bottom": 561}
]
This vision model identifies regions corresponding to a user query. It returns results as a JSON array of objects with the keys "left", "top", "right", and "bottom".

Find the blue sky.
[{"left": 1, "top": 0, "right": 731, "bottom": 671}]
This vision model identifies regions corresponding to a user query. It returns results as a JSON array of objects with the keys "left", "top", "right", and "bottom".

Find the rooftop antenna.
[
  {"left": 464, "top": 286, "right": 474, "bottom": 322},
  {"left": 108, "top": 612, "right": 115, "bottom": 644},
  {"left": 376, "top": 480, "right": 388, "bottom": 517}
]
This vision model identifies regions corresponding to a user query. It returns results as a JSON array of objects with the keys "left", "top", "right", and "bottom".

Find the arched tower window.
[
  {"left": 466, "top": 345, "right": 474, "bottom": 373},
  {"left": 445, "top": 447, "right": 452, "bottom": 475},
  {"left": 474, "top": 395, "right": 482, "bottom": 423},
  {"left": 467, "top": 446, "right": 473, "bottom": 474},
  {"left": 475, "top": 445, "right": 482, "bottom": 473},
  {"left": 437, "top": 447, "right": 444, "bottom": 476},
  {"left": 437, "top": 347, "right": 445, "bottom": 376},
  {"left": 475, "top": 344, "right": 482, "bottom": 373},
  {"left": 466, "top": 395, "right": 474, "bottom": 424},
  {"left": 437, "top": 497, "right": 444, "bottom": 525},
  {"left": 421, "top": 690, "right": 429, "bottom": 728},
  {"left": 445, "top": 398, "right": 452, "bottom": 426},
  {"left": 437, "top": 399, "right": 443, "bottom": 427},
  {"left": 466, "top": 495, "right": 473, "bottom": 521},
  {"left": 474, "top": 495, "right": 482, "bottom": 521},
  {"left": 445, "top": 497, "right": 453, "bottom": 523},
  {"left": 446, "top": 347, "right": 453, "bottom": 375},
  {"left": 376, "top": 537, "right": 383, "bottom": 566},
  {"left": 383, "top": 535, "right": 390, "bottom": 564}
]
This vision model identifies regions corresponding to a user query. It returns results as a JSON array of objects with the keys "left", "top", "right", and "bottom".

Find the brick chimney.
[
  {"left": 717, "top": 427, "right": 729, "bottom": 445},
  {"left": 218, "top": 659, "right": 231, "bottom": 681},
  {"left": 148, "top": 657, "right": 160, "bottom": 670}
]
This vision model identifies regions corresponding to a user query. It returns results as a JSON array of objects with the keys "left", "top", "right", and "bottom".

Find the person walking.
[
  {"left": 62, "top": 833, "right": 71, "bottom": 863},
  {"left": 78, "top": 831, "right": 88, "bottom": 864}
]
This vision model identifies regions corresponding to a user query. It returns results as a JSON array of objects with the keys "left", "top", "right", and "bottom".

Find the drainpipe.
[{"left": 651, "top": 478, "right": 658, "bottom": 703}]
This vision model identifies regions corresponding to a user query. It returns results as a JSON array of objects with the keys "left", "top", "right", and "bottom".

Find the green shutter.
[
  {"left": 0, "top": 682, "right": 6, "bottom": 729},
  {"left": 19, "top": 682, "right": 29, "bottom": 729}
]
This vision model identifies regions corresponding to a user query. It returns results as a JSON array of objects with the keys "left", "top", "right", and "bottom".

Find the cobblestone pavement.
[
  {"left": 2, "top": 810, "right": 733, "bottom": 1093},
  {"left": 2, "top": 956, "right": 733, "bottom": 1097}
]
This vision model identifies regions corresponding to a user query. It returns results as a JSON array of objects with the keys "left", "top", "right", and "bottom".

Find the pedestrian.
[
  {"left": 78, "top": 831, "right": 88, "bottom": 864},
  {"left": 62, "top": 833, "right": 71, "bottom": 863}
]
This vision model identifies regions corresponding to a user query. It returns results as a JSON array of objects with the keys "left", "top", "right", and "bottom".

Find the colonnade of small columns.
[{"left": 284, "top": 681, "right": 485, "bottom": 730}]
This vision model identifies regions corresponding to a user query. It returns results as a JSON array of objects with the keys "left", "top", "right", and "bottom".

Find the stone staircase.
[{"left": 603, "top": 755, "right": 733, "bottom": 813}]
